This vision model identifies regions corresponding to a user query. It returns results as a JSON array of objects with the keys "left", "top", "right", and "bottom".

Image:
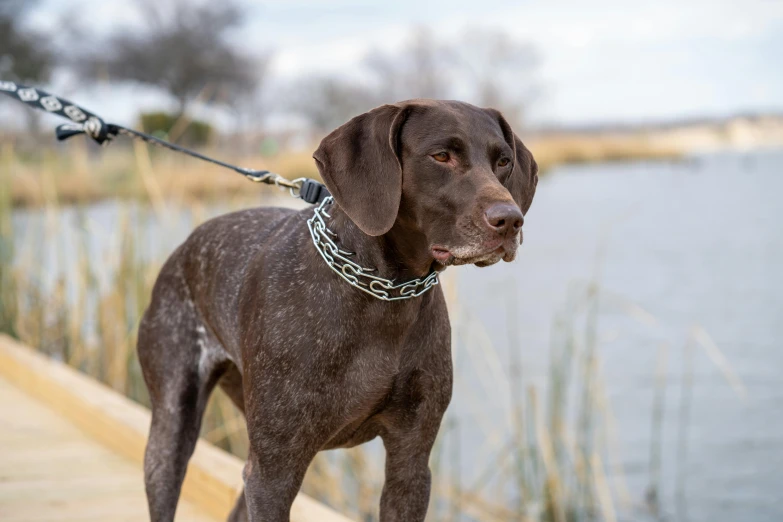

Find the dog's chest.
[{"left": 321, "top": 353, "right": 418, "bottom": 450}]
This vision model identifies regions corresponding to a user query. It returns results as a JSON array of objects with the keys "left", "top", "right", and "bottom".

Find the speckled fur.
[{"left": 137, "top": 100, "right": 537, "bottom": 522}]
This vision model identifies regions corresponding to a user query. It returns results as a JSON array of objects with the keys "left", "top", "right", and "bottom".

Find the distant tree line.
[
  {"left": 1, "top": 0, "right": 539, "bottom": 142},
  {"left": 0, "top": 0, "right": 55, "bottom": 85}
]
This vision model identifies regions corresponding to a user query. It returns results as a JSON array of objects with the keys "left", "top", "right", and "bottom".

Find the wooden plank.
[
  {"left": 0, "top": 376, "right": 214, "bottom": 522},
  {"left": 0, "top": 334, "right": 353, "bottom": 522}
]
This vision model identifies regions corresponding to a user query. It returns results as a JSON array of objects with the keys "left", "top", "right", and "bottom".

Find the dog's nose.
[{"left": 484, "top": 203, "right": 524, "bottom": 237}]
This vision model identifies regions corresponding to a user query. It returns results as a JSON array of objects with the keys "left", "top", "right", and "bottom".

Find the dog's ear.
[
  {"left": 313, "top": 104, "right": 409, "bottom": 236},
  {"left": 487, "top": 109, "right": 539, "bottom": 215}
]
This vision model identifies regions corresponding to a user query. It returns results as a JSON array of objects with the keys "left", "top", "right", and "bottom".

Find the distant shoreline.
[
  {"left": 532, "top": 114, "right": 783, "bottom": 158},
  {"left": 4, "top": 114, "right": 782, "bottom": 208}
]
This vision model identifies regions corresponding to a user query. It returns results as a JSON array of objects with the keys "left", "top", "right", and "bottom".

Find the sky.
[{"left": 18, "top": 0, "right": 783, "bottom": 127}]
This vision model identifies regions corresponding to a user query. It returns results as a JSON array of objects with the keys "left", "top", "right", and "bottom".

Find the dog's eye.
[
  {"left": 498, "top": 157, "right": 511, "bottom": 168},
  {"left": 432, "top": 152, "right": 450, "bottom": 163}
]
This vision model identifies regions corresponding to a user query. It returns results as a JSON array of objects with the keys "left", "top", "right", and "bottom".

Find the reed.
[
  {"left": 6, "top": 130, "right": 684, "bottom": 208},
  {"left": 528, "top": 133, "right": 683, "bottom": 169},
  {"left": 6, "top": 139, "right": 319, "bottom": 208},
  {"left": 0, "top": 143, "right": 18, "bottom": 337}
]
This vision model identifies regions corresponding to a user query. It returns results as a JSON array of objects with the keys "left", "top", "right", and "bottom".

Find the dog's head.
[{"left": 313, "top": 100, "right": 538, "bottom": 268}]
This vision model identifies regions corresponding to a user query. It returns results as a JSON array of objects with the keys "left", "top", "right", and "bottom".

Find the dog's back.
[{"left": 144, "top": 205, "right": 302, "bottom": 355}]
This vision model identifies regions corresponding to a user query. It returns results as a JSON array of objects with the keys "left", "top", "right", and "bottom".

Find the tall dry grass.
[
  {"left": 6, "top": 130, "right": 684, "bottom": 209},
  {"left": 527, "top": 133, "right": 682, "bottom": 168},
  {"left": 6, "top": 139, "right": 319, "bottom": 208}
]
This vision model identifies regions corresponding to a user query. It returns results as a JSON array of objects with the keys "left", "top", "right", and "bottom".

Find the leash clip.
[
  {"left": 55, "top": 123, "right": 87, "bottom": 141},
  {"left": 55, "top": 121, "right": 117, "bottom": 146},
  {"left": 297, "top": 178, "right": 330, "bottom": 204}
]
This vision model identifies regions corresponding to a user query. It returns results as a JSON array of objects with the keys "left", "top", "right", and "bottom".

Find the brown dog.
[{"left": 137, "top": 99, "right": 538, "bottom": 521}]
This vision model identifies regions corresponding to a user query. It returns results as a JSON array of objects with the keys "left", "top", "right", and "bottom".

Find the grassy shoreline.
[{"left": 6, "top": 133, "right": 683, "bottom": 208}]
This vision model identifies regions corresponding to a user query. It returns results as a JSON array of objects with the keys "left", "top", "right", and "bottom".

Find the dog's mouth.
[
  {"left": 431, "top": 247, "right": 453, "bottom": 264},
  {"left": 431, "top": 234, "right": 521, "bottom": 268}
]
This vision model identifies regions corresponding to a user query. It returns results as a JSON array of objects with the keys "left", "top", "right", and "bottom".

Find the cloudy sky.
[{"left": 24, "top": 0, "right": 783, "bottom": 126}]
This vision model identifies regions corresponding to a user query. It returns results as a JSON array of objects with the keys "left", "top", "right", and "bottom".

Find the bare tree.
[
  {"left": 0, "top": 0, "right": 56, "bottom": 132},
  {"left": 364, "top": 27, "right": 453, "bottom": 101},
  {"left": 362, "top": 27, "right": 539, "bottom": 127},
  {"left": 287, "top": 75, "right": 378, "bottom": 135},
  {"left": 73, "top": 0, "right": 264, "bottom": 117},
  {"left": 454, "top": 28, "right": 540, "bottom": 127},
  {"left": 0, "top": 0, "right": 55, "bottom": 83}
]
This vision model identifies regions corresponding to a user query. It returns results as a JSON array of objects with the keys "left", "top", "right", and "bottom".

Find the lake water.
[
  {"left": 454, "top": 150, "right": 783, "bottom": 522},
  {"left": 11, "top": 149, "right": 783, "bottom": 521}
]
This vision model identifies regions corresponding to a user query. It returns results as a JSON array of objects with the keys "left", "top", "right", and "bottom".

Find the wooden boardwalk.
[
  {"left": 0, "top": 335, "right": 353, "bottom": 522},
  {"left": 0, "top": 375, "right": 216, "bottom": 521}
]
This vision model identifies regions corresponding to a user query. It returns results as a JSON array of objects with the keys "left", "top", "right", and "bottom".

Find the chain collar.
[{"left": 307, "top": 197, "right": 439, "bottom": 301}]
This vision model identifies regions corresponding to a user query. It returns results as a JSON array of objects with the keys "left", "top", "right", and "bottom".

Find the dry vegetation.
[
  {"left": 528, "top": 133, "right": 683, "bottom": 168},
  {"left": 5, "top": 139, "right": 319, "bottom": 207},
  {"left": 4, "top": 131, "right": 684, "bottom": 208}
]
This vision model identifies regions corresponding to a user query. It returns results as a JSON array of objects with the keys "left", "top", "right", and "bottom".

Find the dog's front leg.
[
  {"left": 242, "top": 446, "right": 314, "bottom": 522},
  {"left": 379, "top": 433, "right": 437, "bottom": 522},
  {"left": 240, "top": 369, "right": 323, "bottom": 522},
  {"left": 378, "top": 373, "right": 451, "bottom": 521}
]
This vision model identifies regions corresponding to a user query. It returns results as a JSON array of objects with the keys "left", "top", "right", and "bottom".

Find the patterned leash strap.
[{"left": 0, "top": 80, "right": 330, "bottom": 204}]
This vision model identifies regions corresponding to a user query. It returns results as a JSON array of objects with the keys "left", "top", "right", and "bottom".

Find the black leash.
[{"left": 0, "top": 80, "right": 330, "bottom": 205}]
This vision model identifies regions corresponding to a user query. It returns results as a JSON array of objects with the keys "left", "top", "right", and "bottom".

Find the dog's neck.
[{"left": 327, "top": 205, "right": 438, "bottom": 281}]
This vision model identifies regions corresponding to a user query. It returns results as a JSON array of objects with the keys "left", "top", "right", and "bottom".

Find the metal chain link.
[{"left": 307, "top": 197, "right": 439, "bottom": 301}]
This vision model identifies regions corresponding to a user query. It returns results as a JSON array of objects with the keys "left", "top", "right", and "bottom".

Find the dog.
[{"left": 137, "top": 99, "right": 538, "bottom": 522}]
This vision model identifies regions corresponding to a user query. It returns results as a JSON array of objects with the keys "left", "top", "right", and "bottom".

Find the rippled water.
[{"left": 11, "top": 150, "right": 783, "bottom": 521}]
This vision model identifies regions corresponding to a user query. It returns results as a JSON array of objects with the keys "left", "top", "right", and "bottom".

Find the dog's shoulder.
[
  {"left": 184, "top": 206, "right": 299, "bottom": 246},
  {"left": 197, "top": 205, "right": 298, "bottom": 233},
  {"left": 161, "top": 206, "right": 300, "bottom": 270}
]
